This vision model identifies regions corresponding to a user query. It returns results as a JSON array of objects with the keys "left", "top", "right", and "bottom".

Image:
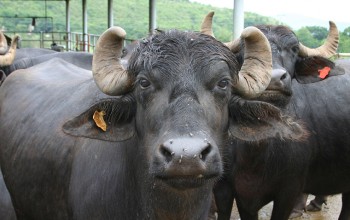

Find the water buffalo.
[
  {"left": 1, "top": 31, "right": 58, "bottom": 76},
  {"left": 1, "top": 41, "right": 140, "bottom": 76},
  {"left": 0, "top": 26, "right": 307, "bottom": 219},
  {"left": 0, "top": 32, "right": 137, "bottom": 77},
  {"left": 1, "top": 31, "right": 57, "bottom": 62},
  {"left": 7, "top": 51, "right": 93, "bottom": 73},
  {"left": 202, "top": 12, "right": 350, "bottom": 220},
  {"left": 0, "top": 47, "right": 92, "bottom": 83}
]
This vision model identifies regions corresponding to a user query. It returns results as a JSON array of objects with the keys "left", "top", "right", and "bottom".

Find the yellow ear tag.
[{"left": 93, "top": 110, "right": 107, "bottom": 131}]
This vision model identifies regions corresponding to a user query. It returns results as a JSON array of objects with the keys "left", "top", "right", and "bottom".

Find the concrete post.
[
  {"left": 82, "top": 0, "right": 88, "bottom": 51},
  {"left": 149, "top": 0, "right": 156, "bottom": 35},
  {"left": 65, "top": 0, "right": 71, "bottom": 51},
  {"left": 233, "top": 0, "right": 244, "bottom": 39},
  {"left": 108, "top": 0, "right": 113, "bottom": 28}
]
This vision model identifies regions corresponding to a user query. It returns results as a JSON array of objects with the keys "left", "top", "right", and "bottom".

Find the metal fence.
[
  {"left": 336, "top": 53, "right": 350, "bottom": 58},
  {"left": 4, "top": 31, "right": 350, "bottom": 58},
  {"left": 3, "top": 31, "right": 134, "bottom": 53},
  {"left": 4, "top": 31, "right": 97, "bottom": 52}
]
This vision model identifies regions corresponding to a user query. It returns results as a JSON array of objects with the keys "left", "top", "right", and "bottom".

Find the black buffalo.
[
  {"left": 0, "top": 31, "right": 93, "bottom": 76},
  {"left": 0, "top": 31, "right": 140, "bottom": 79},
  {"left": 0, "top": 34, "right": 138, "bottom": 78},
  {"left": 202, "top": 12, "right": 350, "bottom": 220},
  {"left": 7, "top": 51, "right": 93, "bottom": 73},
  {"left": 0, "top": 26, "right": 306, "bottom": 219},
  {"left": 1, "top": 30, "right": 57, "bottom": 65}
]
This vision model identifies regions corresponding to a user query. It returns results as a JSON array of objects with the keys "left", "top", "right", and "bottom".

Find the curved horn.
[
  {"left": 224, "top": 39, "right": 241, "bottom": 53},
  {"left": 0, "top": 31, "right": 8, "bottom": 55},
  {"left": 234, "top": 27, "right": 272, "bottom": 98},
  {"left": 0, "top": 35, "right": 19, "bottom": 66},
  {"left": 199, "top": 12, "right": 272, "bottom": 98},
  {"left": 200, "top": 11, "right": 215, "bottom": 37},
  {"left": 200, "top": 12, "right": 241, "bottom": 53},
  {"left": 92, "top": 26, "right": 133, "bottom": 96},
  {"left": 299, "top": 21, "right": 339, "bottom": 58}
]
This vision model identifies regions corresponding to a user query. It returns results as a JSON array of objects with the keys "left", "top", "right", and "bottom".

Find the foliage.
[
  {"left": 306, "top": 26, "right": 328, "bottom": 40},
  {"left": 0, "top": 0, "right": 348, "bottom": 52},
  {"left": 339, "top": 27, "right": 350, "bottom": 52},
  {"left": 296, "top": 25, "right": 350, "bottom": 53},
  {"left": 295, "top": 27, "right": 321, "bottom": 48},
  {"left": 0, "top": 0, "right": 281, "bottom": 42},
  {"left": 245, "top": 12, "right": 284, "bottom": 27}
]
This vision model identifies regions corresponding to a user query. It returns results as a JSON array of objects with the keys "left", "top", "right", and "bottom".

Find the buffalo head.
[
  {"left": 87, "top": 25, "right": 306, "bottom": 190},
  {"left": 201, "top": 12, "right": 342, "bottom": 108}
]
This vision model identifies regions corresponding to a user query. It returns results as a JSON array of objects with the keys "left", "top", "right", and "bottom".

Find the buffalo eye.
[
  {"left": 291, "top": 46, "right": 299, "bottom": 54},
  {"left": 217, "top": 79, "right": 229, "bottom": 90},
  {"left": 121, "top": 48, "right": 127, "bottom": 58},
  {"left": 139, "top": 78, "right": 151, "bottom": 89}
]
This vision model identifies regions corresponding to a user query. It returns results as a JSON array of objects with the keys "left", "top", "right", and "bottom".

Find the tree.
[
  {"left": 295, "top": 27, "right": 320, "bottom": 48},
  {"left": 306, "top": 26, "right": 328, "bottom": 41},
  {"left": 339, "top": 27, "right": 350, "bottom": 52}
]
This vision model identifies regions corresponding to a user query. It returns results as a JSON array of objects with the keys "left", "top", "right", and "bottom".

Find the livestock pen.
[{"left": 2, "top": 30, "right": 134, "bottom": 53}]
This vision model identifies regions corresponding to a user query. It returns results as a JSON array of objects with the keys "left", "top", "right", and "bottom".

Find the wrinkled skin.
[
  {"left": 214, "top": 25, "right": 350, "bottom": 220},
  {"left": 0, "top": 30, "right": 302, "bottom": 220}
]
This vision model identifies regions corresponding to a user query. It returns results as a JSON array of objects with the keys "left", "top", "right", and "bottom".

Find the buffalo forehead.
[{"left": 127, "top": 30, "right": 237, "bottom": 78}]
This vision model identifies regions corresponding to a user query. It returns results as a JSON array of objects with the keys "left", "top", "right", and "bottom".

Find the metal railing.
[
  {"left": 3, "top": 31, "right": 134, "bottom": 53},
  {"left": 6, "top": 31, "right": 348, "bottom": 58},
  {"left": 335, "top": 53, "right": 350, "bottom": 58}
]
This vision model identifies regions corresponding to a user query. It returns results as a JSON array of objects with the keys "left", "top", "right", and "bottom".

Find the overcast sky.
[{"left": 190, "top": 0, "right": 349, "bottom": 24}]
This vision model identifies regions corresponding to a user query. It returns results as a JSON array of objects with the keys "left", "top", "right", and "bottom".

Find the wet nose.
[
  {"left": 269, "top": 68, "right": 288, "bottom": 88},
  {"left": 157, "top": 137, "right": 217, "bottom": 176},
  {"left": 272, "top": 68, "right": 287, "bottom": 82},
  {"left": 160, "top": 138, "right": 212, "bottom": 162}
]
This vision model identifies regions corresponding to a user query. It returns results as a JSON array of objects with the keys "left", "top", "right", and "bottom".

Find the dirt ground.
[{"left": 228, "top": 194, "right": 342, "bottom": 220}]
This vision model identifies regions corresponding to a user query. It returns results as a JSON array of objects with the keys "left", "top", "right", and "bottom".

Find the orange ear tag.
[
  {"left": 93, "top": 110, "right": 107, "bottom": 131},
  {"left": 318, "top": 66, "right": 331, "bottom": 79}
]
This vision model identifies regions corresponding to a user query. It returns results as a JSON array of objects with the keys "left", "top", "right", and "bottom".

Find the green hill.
[
  {"left": 0, "top": 0, "right": 282, "bottom": 42},
  {"left": 1, "top": 0, "right": 348, "bottom": 52}
]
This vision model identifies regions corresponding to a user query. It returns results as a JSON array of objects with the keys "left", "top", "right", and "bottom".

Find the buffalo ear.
[
  {"left": 295, "top": 56, "right": 345, "bottom": 84},
  {"left": 63, "top": 97, "right": 136, "bottom": 142},
  {"left": 229, "top": 98, "right": 308, "bottom": 142}
]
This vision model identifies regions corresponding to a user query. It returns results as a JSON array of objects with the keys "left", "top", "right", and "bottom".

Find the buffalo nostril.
[
  {"left": 280, "top": 73, "right": 287, "bottom": 81},
  {"left": 159, "top": 144, "right": 173, "bottom": 162},
  {"left": 271, "top": 69, "right": 287, "bottom": 82},
  {"left": 199, "top": 144, "right": 212, "bottom": 161}
]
